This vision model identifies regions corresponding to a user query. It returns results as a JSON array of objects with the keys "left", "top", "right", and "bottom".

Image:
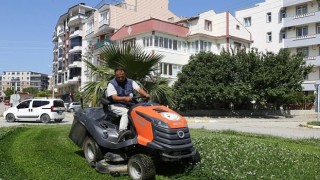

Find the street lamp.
[
  {"left": 52, "top": 75, "right": 55, "bottom": 99},
  {"left": 49, "top": 64, "right": 56, "bottom": 99}
]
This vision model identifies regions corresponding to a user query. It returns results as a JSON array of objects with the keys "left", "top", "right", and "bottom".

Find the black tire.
[
  {"left": 6, "top": 113, "right": 16, "bottom": 122},
  {"left": 128, "top": 154, "right": 155, "bottom": 180},
  {"left": 190, "top": 149, "right": 201, "bottom": 165},
  {"left": 69, "top": 108, "right": 74, "bottom": 112},
  {"left": 54, "top": 119, "right": 63, "bottom": 123},
  {"left": 40, "top": 114, "right": 51, "bottom": 123},
  {"left": 83, "top": 136, "right": 104, "bottom": 167}
]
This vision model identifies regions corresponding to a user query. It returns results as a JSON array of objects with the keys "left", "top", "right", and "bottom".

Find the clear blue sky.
[{"left": 0, "top": 0, "right": 263, "bottom": 75}]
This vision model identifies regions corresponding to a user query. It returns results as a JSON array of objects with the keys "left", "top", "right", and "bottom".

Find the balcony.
[
  {"left": 283, "top": 33, "right": 320, "bottom": 48},
  {"left": 69, "top": 30, "right": 83, "bottom": 38},
  {"left": 95, "top": 39, "right": 111, "bottom": 49},
  {"left": 68, "top": 76, "right": 80, "bottom": 84},
  {"left": 69, "top": 14, "right": 87, "bottom": 26},
  {"left": 69, "top": 45, "right": 82, "bottom": 53},
  {"left": 283, "top": 11, "right": 320, "bottom": 28},
  {"left": 305, "top": 56, "right": 320, "bottom": 67},
  {"left": 69, "top": 60, "right": 82, "bottom": 68},
  {"left": 282, "top": 0, "right": 312, "bottom": 7}
]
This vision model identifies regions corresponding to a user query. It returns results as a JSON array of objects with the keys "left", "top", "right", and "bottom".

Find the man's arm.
[
  {"left": 132, "top": 81, "right": 150, "bottom": 98},
  {"left": 107, "top": 83, "right": 132, "bottom": 102},
  {"left": 137, "top": 88, "right": 150, "bottom": 99}
]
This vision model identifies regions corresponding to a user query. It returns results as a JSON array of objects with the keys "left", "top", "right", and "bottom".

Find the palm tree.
[{"left": 82, "top": 44, "right": 174, "bottom": 106}]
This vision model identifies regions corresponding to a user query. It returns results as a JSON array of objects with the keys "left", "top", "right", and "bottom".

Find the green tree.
[
  {"left": 36, "top": 90, "right": 51, "bottom": 97},
  {"left": 173, "top": 49, "right": 312, "bottom": 110},
  {"left": 4, "top": 88, "right": 14, "bottom": 98},
  {"left": 22, "top": 87, "right": 39, "bottom": 96},
  {"left": 82, "top": 44, "right": 173, "bottom": 106}
]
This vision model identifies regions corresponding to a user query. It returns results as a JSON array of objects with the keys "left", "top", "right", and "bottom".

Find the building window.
[
  {"left": 244, "top": 17, "right": 251, "bottom": 27},
  {"left": 266, "top": 12, "right": 272, "bottom": 23},
  {"left": 86, "top": 21, "right": 93, "bottom": 35},
  {"left": 99, "top": 11, "right": 109, "bottom": 26},
  {"left": 142, "top": 36, "right": 153, "bottom": 47},
  {"left": 234, "top": 42, "right": 242, "bottom": 53},
  {"left": 279, "top": 9, "right": 286, "bottom": 23},
  {"left": 204, "top": 20, "right": 212, "bottom": 31},
  {"left": 296, "top": 26, "right": 308, "bottom": 36},
  {"left": 122, "top": 38, "right": 136, "bottom": 47},
  {"left": 266, "top": 32, "right": 272, "bottom": 42},
  {"left": 236, "top": 25, "right": 240, "bottom": 30},
  {"left": 279, "top": 31, "right": 286, "bottom": 42},
  {"left": 296, "top": 5, "right": 307, "bottom": 15},
  {"left": 297, "top": 47, "right": 309, "bottom": 57},
  {"left": 159, "top": 63, "right": 182, "bottom": 77},
  {"left": 164, "top": 38, "right": 169, "bottom": 49},
  {"left": 70, "top": 37, "right": 82, "bottom": 49},
  {"left": 317, "top": 23, "right": 320, "bottom": 34}
]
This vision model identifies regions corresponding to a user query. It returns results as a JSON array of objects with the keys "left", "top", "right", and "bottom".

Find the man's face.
[{"left": 115, "top": 70, "right": 126, "bottom": 82}]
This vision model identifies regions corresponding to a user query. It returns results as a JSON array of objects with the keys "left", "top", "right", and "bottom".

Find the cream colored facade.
[
  {"left": 52, "top": 3, "right": 94, "bottom": 98},
  {"left": 235, "top": 0, "right": 320, "bottom": 92},
  {"left": 81, "top": 0, "right": 180, "bottom": 89},
  {"left": 235, "top": 0, "right": 283, "bottom": 53},
  {"left": 111, "top": 11, "right": 252, "bottom": 86},
  {"left": 1, "top": 71, "right": 49, "bottom": 95},
  {"left": 52, "top": 0, "right": 180, "bottom": 96}
]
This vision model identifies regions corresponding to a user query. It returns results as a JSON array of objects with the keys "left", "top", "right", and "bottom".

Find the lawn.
[{"left": 0, "top": 125, "right": 320, "bottom": 179}]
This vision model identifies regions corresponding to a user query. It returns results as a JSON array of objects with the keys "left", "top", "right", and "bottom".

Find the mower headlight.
[
  {"left": 152, "top": 118, "right": 169, "bottom": 129},
  {"left": 160, "top": 112, "right": 180, "bottom": 121}
]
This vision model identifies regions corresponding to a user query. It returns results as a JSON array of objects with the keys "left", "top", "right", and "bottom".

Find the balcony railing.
[
  {"left": 69, "top": 30, "right": 82, "bottom": 38},
  {"left": 283, "top": 33, "right": 320, "bottom": 48},
  {"left": 283, "top": 11, "right": 320, "bottom": 27},
  {"left": 95, "top": 39, "right": 111, "bottom": 49},
  {"left": 282, "top": 0, "right": 312, "bottom": 7},
  {"left": 305, "top": 56, "right": 320, "bottom": 67},
  {"left": 99, "top": 19, "right": 109, "bottom": 27}
]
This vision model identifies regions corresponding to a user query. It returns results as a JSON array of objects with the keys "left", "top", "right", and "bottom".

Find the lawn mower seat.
[{"left": 101, "top": 91, "right": 121, "bottom": 120}]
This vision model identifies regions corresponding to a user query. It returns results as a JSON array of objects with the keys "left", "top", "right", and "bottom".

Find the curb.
[
  {"left": 186, "top": 119, "right": 216, "bottom": 123},
  {"left": 300, "top": 124, "right": 320, "bottom": 129}
]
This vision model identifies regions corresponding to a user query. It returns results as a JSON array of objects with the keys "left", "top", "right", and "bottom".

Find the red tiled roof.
[{"left": 111, "top": 18, "right": 189, "bottom": 41}]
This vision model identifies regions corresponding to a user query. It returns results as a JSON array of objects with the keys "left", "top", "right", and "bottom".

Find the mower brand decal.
[
  {"left": 135, "top": 117, "right": 146, "bottom": 126},
  {"left": 177, "top": 130, "right": 185, "bottom": 138},
  {"left": 173, "top": 122, "right": 182, "bottom": 126}
]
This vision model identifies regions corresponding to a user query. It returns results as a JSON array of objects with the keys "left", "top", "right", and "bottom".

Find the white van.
[{"left": 3, "top": 99, "right": 66, "bottom": 123}]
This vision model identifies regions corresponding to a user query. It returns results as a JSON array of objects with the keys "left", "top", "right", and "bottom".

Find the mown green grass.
[{"left": 0, "top": 125, "right": 320, "bottom": 180}]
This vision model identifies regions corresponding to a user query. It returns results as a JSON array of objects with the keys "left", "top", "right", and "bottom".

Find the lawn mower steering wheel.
[{"left": 132, "top": 96, "right": 149, "bottom": 103}]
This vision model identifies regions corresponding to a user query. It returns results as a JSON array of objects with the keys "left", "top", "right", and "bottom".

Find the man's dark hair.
[{"left": 114, "top": 67, "right": 126, "bottom": 73}]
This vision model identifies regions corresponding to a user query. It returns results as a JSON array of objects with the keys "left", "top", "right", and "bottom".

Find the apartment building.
[
  {"left": 52, "top": 3, "right": 95, "bottom": 97},
  {"left": 80, "top": 0, "right": 180, "bottom": 88},
  {"left": 52, "top": 0, "right": 180, "bottom": 95},
  {"left": 110, "top": 10, "right": 252, "bottom": 85},
  {"left": 236, "top": 0, "right": 320, "bottom": 93},
  {"left": 1, "top": 71, "right": 49, "bottom": 95}
]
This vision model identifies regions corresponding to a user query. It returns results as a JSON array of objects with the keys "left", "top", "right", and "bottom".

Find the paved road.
[
  {"left": 187, "top": 117, "right": 320, "bottom": 139},
  {"left": 0, "top": 102, "right": 319, "bottom": 139}
]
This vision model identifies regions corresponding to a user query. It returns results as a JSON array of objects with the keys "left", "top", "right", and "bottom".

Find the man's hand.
[
  {"left": 123, "top": 96, "right": 132, "bottom": 102},
  {"left": 144, "top": 94, "right": 151, "bottom": 100}
]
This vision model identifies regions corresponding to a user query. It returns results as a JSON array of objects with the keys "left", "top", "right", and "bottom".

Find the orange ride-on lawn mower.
[{"left": 69, "top": 97, "right": 201, "bottom": 179}]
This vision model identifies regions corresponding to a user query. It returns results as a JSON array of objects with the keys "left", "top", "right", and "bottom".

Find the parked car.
[
  {"left": 3, "top": 99, "right": 66, "bottom": 123},
  {"left": 67, "top": 102, "right": 81, "bottom": 112}
]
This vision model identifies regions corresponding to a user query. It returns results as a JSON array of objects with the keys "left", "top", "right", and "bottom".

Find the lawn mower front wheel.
[{"left": 128, "top": 154, "right": 155, "bottom": 180}]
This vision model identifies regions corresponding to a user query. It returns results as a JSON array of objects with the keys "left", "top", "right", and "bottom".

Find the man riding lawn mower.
[{"left": 69, "top": 68, "right": 201, "bottom": 179}]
